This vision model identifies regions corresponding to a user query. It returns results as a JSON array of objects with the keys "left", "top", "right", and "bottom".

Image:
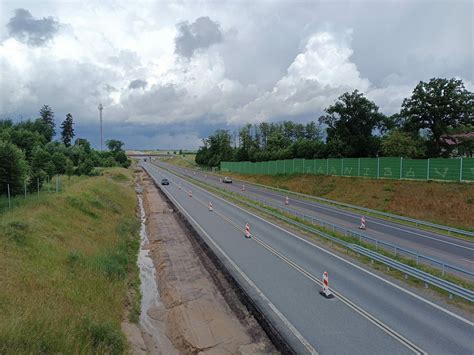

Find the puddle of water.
[{"left": 137, "top": 195, "right": 161, "bottom": 335}]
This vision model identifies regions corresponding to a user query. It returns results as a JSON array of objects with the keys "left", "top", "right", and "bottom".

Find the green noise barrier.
[{"left": 220, "top": 157, "right": 474, "bottom": 182}]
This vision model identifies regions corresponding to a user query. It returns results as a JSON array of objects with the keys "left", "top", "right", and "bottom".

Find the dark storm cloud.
[
  {"left": 128, "top": 79, "right": 147, "bottom": 89},
  {"left": 175, "top": 16, "right": 223, "bottom": 58},
  {"left": 7, "top": 8, "right": 60, "bottom": 46}
]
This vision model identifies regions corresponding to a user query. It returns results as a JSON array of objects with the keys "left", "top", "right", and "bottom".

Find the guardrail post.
[
  {"left": 442, "top": 264, "right": 445, "bottom": 276},
  {"left": 375, "top": 240, "right": 378, "bottom": 250},
  {"left": 416, "top": 253, "right": 419, "bottom": 265},
  {"left": 427, "top": 159, "right": 430, "bottom": 180},
  {"left": 394, "top": 246, "right": 397, "bottom": 257},
  {"left": 400, "top": 157, "right": 403, "bottom": 179}
]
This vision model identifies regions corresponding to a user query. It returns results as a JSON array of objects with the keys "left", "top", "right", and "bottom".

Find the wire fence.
[
  {"left": 0, "top": 176, "right": 63, "bottom": 212},
  {"left": 221, "top": 157, "right": 474, "bottom": 182}
]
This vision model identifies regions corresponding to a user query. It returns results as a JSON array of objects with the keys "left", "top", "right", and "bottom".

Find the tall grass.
[{"left": 0, "top": 168, "right": 139, "bottom": 354}]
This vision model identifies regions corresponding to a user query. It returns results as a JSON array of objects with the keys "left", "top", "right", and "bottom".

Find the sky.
[{"left": 0, "top": 0, "right": 472, "bottom": 150}]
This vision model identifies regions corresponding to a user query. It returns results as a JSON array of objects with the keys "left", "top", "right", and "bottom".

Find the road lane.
[
  {"left": 156, "top": 161, "right": 474, "bottom": 273},
  {"left": 143, "top": 162, "right": 473, "bottom": 355}
]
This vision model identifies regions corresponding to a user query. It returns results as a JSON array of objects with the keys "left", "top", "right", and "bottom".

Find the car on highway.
[
  {"left": 222, "top": 176, "right": 232, "bottom": 183},
  {"left": 161, "top": 178, "right": 170, "bottom": 185}
]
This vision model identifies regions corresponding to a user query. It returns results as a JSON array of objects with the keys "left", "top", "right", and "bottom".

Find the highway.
[
  {"left": 153, "top": 160, "right": 474, "bottom": 275},
  {"left": 142, "top": 161, "right": 473, "bottom": 355}
]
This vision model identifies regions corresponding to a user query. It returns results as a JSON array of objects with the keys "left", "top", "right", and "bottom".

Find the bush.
[{"left": 0, "top": 141, "right": 28, "bottom": 196}]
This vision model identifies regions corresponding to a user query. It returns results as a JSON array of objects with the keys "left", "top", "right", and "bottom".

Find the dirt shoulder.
[{"left": 135, "top": 171, "right": 277, "bottom": 354}]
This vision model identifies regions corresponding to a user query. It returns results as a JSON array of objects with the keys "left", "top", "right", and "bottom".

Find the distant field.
[
  {"left": 0, "top": 168, "right": 139, "bottom": 353},
  {"left": 218, "top": 172, "right": 474, "bottom": 230}
]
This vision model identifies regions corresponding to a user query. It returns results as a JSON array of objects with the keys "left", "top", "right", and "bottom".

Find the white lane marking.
[
  {"left": 167, "top": 164, "right": 473, "bottom": 251},
  {"left": 150, "top": 164, "right": 426, "bottom": 354},
  {"left": 252, "top": 237, "right": 425, "bottom": 354},
  {"left": 153, "top": 163, "right": 474, "bottom": 327},
  {"left": 461, "top": 258, "right": 474, "bottom": 265},
  {"left": 145, "top": 166, "right": 317, "bottom": 355}
]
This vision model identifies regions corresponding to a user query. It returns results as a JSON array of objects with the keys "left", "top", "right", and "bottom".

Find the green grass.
[{"left": 0, "top": 168, "right": 140, "bottom": 354}]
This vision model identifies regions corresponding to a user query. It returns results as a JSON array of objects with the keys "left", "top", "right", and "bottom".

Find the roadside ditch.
[{"left": 129, "top": 169, "right": 279, "bottom": 354}]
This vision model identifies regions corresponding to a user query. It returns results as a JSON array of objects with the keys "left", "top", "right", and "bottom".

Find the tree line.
[
  {"left": 196, "top": 78, "right": 473, "bottom": 167},
  {"left": 0, "top": 105, "right": 131, "bottom": 196}
]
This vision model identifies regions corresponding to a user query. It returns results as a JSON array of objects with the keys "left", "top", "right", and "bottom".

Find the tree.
[
  {"left": 65, "top": 159, "right": 75, "bottom": 179},
  {"left": 29, "top": 146, "right": 51, "bottom": 189},
  {"left": 39, "top": 105, "right": 55, "bottom": 139},
  {"left": 78, "top": 158, "right": 94, "bottom": 175},
  {"left": 320, "top": 90, "right": 385, "bottom": 157},
  {"left": 381, "top": 130, "right": 426, "bottom": 158},
  {"left": 196, "top": 130, "right": 233, "bottom": 167},
  {"left": 51, "top": 152, "right": 67, "bottom": 174},
  {"left": 400, "top": 78, "right": 474, "bottom": 157},
  {"left": 61, "top": 113, "right": 74, "bottom": 147},
  {"left": 106, "top": 139, "right": 124, "bottom": 154},
  {"left": 0, "top": 141, "right": 28, "bottom": 195}
]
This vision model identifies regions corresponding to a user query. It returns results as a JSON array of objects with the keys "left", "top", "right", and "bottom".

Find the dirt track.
[{"left": 131, "top": 171, "right": 276, "bottom": 354}]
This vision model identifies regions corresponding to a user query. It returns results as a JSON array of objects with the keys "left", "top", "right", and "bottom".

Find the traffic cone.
[
  {"left": 285, "top": 196, "right": 289, "bottom": 205},
  {"left": 319, "top": 271, "right": 334, "bottom": 299},
  {"left": 244, "top": 223, "right": 251, "bottom": 238},
  {"left": 208, "top": 202, "right": 213, "bottom": 211}
]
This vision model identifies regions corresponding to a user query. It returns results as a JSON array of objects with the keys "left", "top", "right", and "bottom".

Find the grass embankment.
[
  {"left": 159, "top": 154, "right": 197, "bottom": 168},
  {"left": 0, "top": 168, "right": 140, "bottom": 354},
  {"left": 219, "top": 173, "right": 474, "bottom": 231}
]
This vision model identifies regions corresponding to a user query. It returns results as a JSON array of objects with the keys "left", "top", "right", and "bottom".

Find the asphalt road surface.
[
  {"left": 154, "top": 160, "right": 474, "bottom": 275},
  {"left": 142, "top": 161, "right": 473, "bottom": 355}
]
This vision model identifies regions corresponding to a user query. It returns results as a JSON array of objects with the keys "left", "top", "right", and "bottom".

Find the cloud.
[
  {"left": 7, "top": 8, "right": 60, "bottom": 46},
  {"left": 0, "top": 1, "right": 472, "bottom": 150},
  {"left": 229, "top": 31, "right": 371, "bottom": 122},
  {"left": 128, "top": 79, "right": 147, "bottom": 89},
  {"left": 175, "top": 16, "right": 223, "bottom": 58}
]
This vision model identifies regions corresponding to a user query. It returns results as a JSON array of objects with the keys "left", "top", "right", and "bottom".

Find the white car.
[{"left": 222, "top": 177, "right": 232, "bottom": 183}]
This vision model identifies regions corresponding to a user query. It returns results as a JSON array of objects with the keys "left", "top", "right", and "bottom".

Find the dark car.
[
  {"left": 161, "top": 178, "right": 170, "bottom": 185},
  {"left": 222, "top": 176, "right": 232, "bottom": 183}
]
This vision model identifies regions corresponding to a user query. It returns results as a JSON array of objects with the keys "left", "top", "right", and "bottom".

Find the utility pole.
[{"left": 98, "top": 103, "right": 103, "bottom": 151}]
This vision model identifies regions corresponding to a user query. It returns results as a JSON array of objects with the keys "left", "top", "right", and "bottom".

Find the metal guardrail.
[
  {"left": 239, "top": 181, "right": 474, "bottom": 238},
  {"left": 155, "top": 161, "right": 474, "bottom": 279},
  {"left": 162, "top": 162, "right": 474, "bottom": 238},
  {"left": 350, "top": 245, "right": 474, "bottom": 302},
  {"left": 241, "top": 193, "right": 474, "bottom": 279}
]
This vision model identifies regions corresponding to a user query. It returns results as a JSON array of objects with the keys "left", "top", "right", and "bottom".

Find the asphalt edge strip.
[{"left": 142, "top": 167, "right": 297, "bottom": 355}]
